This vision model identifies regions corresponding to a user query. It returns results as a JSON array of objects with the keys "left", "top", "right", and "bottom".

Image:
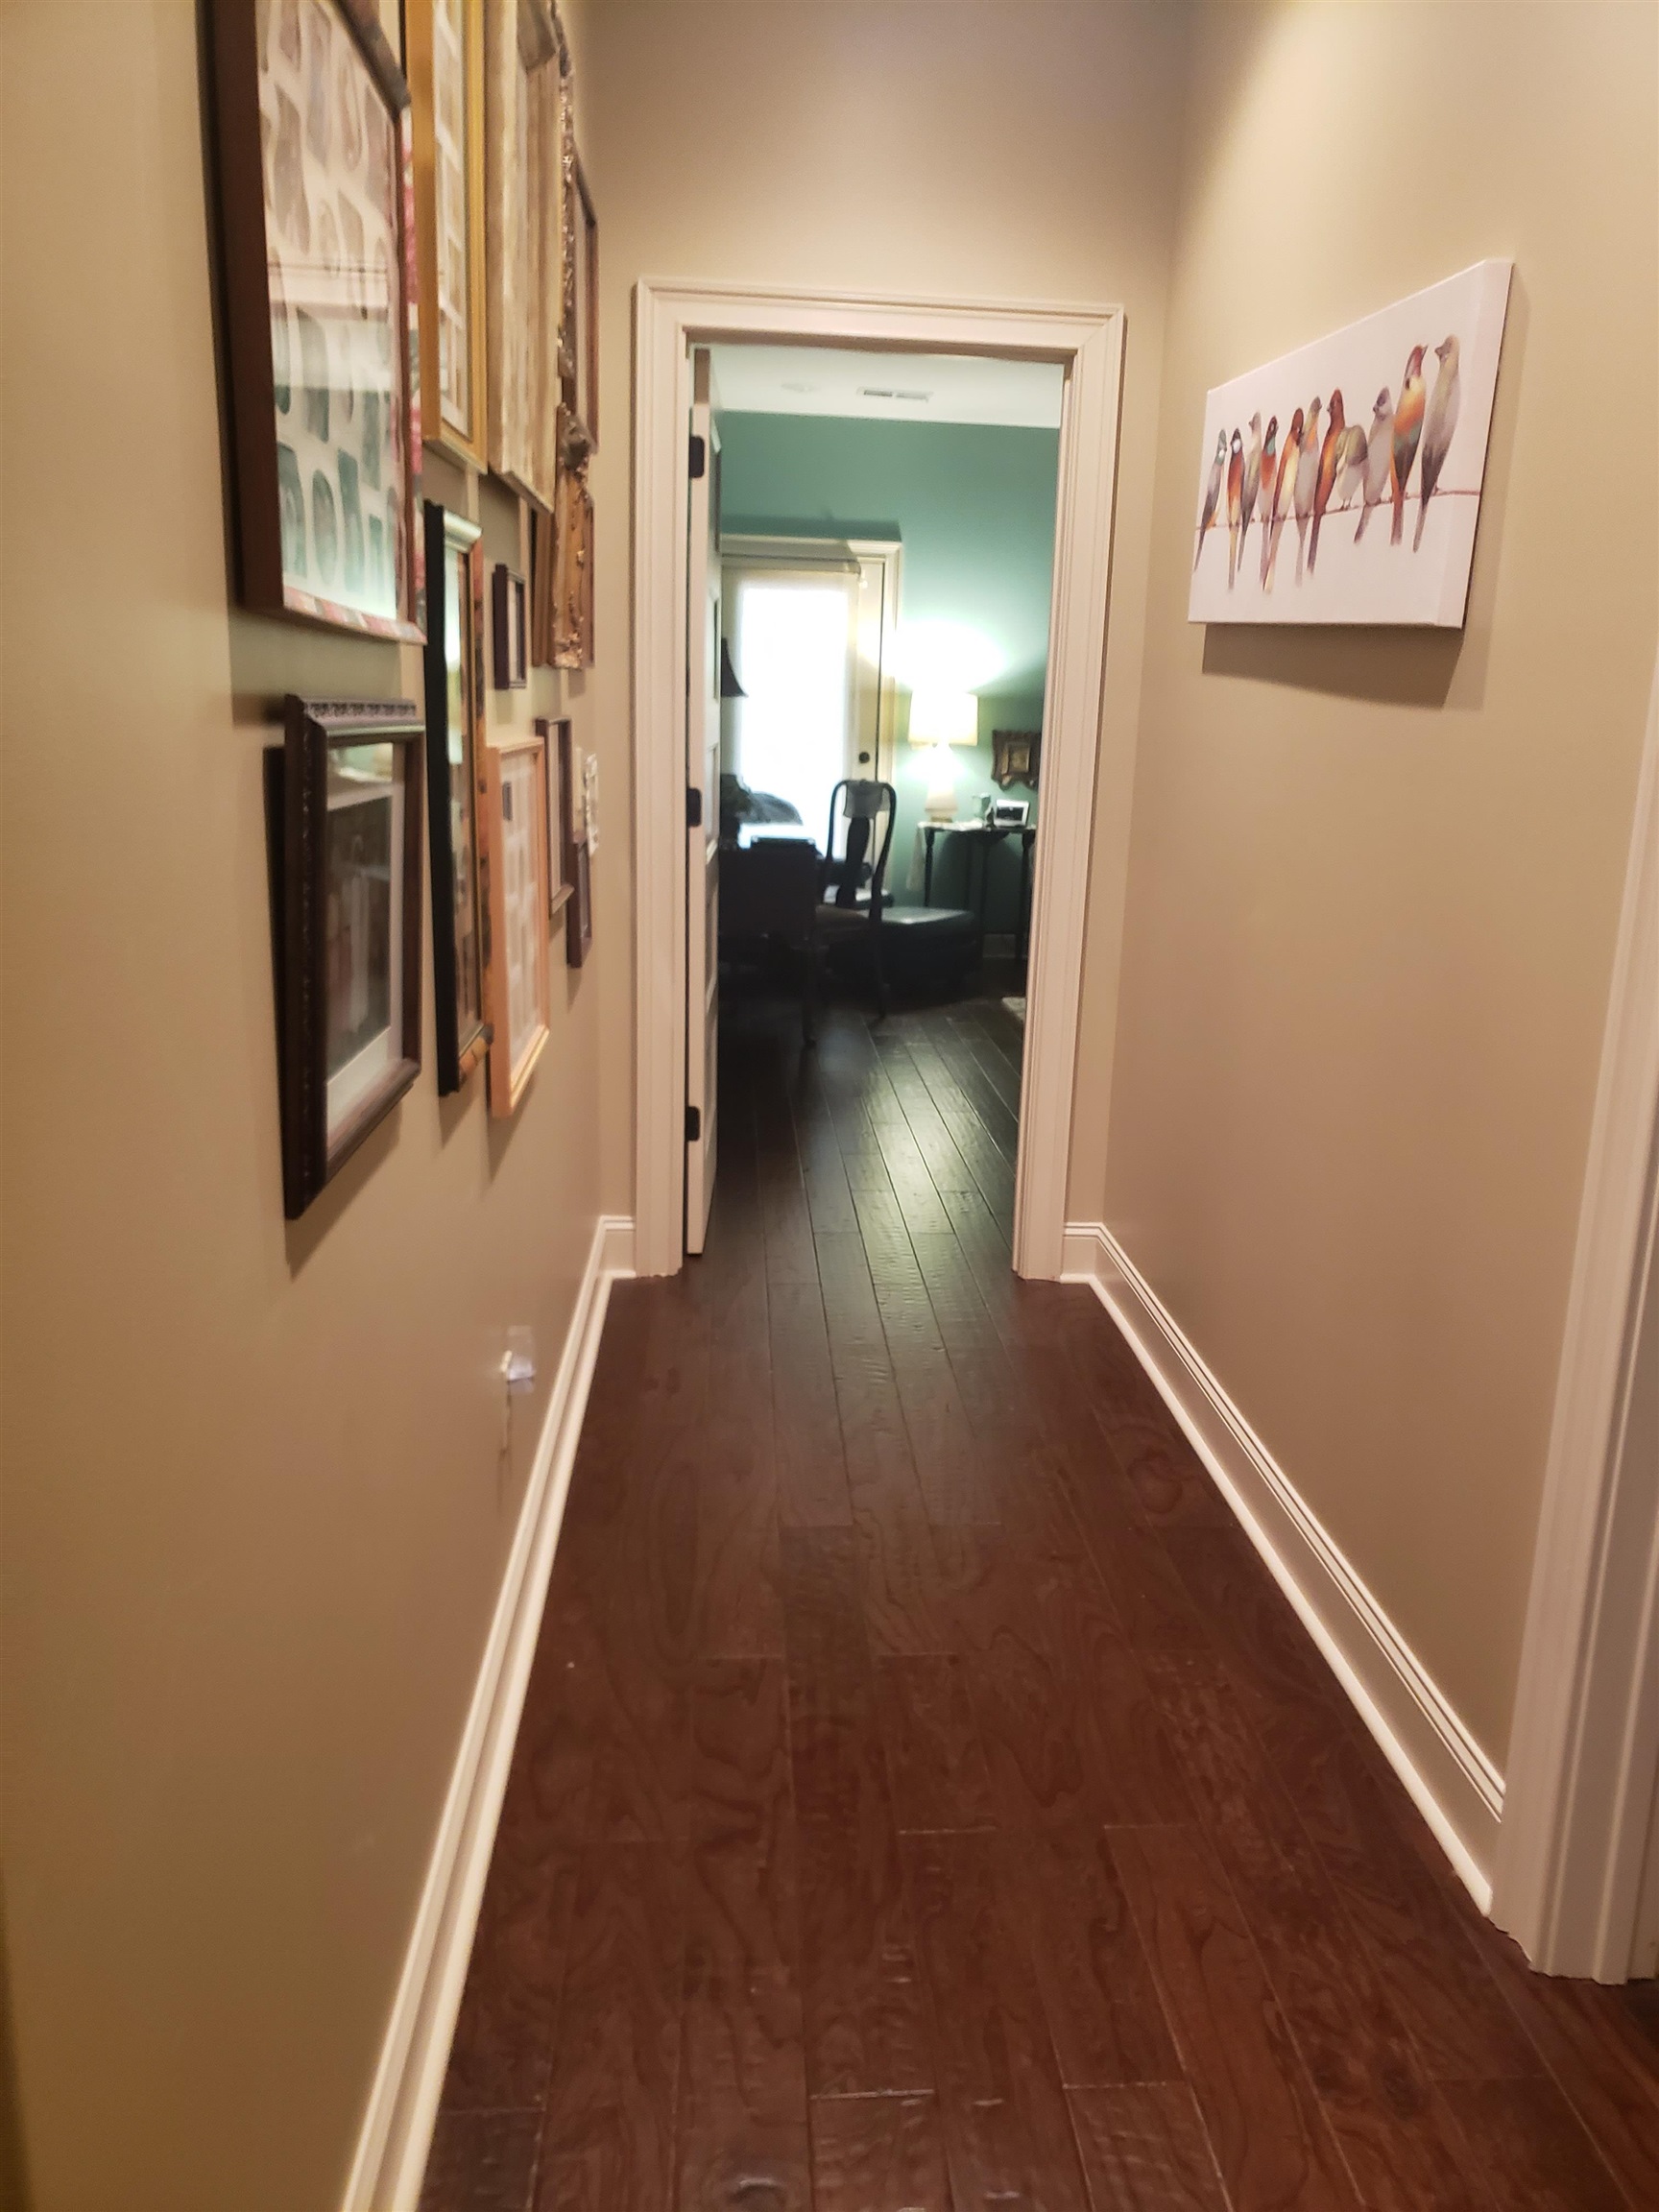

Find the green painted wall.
[{"left": 717, "top": 412, "right": 1058, "bottom": 932}]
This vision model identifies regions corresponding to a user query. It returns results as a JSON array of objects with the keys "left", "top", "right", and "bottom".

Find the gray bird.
[
  {"left": 1354, "top": 387, "right": 1394, "bottom": 541},
  {"left": 1413, "top": 334, "right": 1461, "bottom": 551},
  {"left": 1293, "top": 396, "right": 1323, "bottom": 583},
  {"left": 1239, "top": 412, "right": 1263, "bottom": 561},
  {"left": 1334, "top": 423, "right": 1368, "bottom": 511},
  {"left": 1194, "top": 430, "right": 1226, "bottom": 572}
]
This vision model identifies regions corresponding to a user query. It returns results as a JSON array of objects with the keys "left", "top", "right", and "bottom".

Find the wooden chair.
[{"left": 817, "top": 778, "right": 898, "bottom": 1017}]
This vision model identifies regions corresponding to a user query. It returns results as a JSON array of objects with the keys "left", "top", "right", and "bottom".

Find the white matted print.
[
  {"left": 1189, "top": 258, "right": 1512, "bottom": 628},
  {"left": 482, "top": 733, "right": 551, "bottom": 1115},
  {"left": 261, "top": 0, "right": 411, "bottom": 624}
]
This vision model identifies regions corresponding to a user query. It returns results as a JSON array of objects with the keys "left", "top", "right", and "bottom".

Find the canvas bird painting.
[{"left": 1188, "top": 258, "right": 1512, "bottom": 627}]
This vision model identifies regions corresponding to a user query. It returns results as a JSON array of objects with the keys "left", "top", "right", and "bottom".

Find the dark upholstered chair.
[{"left": 718, "top": 834, "right": 822, "bottom": 1042}]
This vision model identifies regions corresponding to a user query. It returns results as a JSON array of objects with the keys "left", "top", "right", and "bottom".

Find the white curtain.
[{"left": 731, "top": 568, "right": 859, "bottom": 847}]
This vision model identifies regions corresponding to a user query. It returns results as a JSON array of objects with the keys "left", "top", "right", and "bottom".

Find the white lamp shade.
[{"left": 907, "top": 688, "right": 978, "bottom": 747}]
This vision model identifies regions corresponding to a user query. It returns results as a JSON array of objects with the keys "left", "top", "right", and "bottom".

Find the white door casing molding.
[
  {"left": 632, "top": 278, "right": 1126, "bottom": 1280},
  {"left": 1494, "top": 659, "right": 1659, "bottom": 1978}
]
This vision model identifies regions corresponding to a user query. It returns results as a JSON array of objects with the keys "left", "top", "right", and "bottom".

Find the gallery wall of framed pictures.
[{"left": 209, "top": 0, "right": 600, "bottom": 1213}]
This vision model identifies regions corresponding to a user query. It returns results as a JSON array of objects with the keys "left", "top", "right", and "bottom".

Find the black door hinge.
[
  {"left": 688, "top": 434, "right": 707, "bottom": 480},
  {"left": 685, "top": 1104, "right": 702, "bottom": 1143},
  {"left": 686, "top": 785, "right": 703, "bottom": 829}
]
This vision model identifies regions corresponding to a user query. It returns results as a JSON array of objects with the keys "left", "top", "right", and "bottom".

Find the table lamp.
[{"left": 907, "top": 689, "right": 978, "bottom": 822}]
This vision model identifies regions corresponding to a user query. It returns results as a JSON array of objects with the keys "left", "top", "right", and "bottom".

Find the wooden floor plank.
[
  {"left": 808, "top": 2093, "right": 952, "bottom": 2212},
  {"left": 1068, "top": 2083, "right": 1232, "bottom": 2212},
  {"left": 1109, "top": 1822, "right": 1361, "bottom": 2212},
  {"left": 903, "top": 1829, "right": 1092, "bottom": 2212},
  {"left": 536, "top": 1842, "right": 685, "bottom": 2212},
  {"left": 1438, "top": 2079, "right": 1627, "bottom": 2212},
  {"left": 872, "top": 1654, "right": 998, "bottom": 1833}
]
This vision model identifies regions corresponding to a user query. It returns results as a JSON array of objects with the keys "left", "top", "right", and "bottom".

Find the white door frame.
[
  {"left": 631, "top": 277, "right": 1126, "bottom": 1280},
  {"left": 1494, "top": 658, "right": 1659, "bottom": 1977}
]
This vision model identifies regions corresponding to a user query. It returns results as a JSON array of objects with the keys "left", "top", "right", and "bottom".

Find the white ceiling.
[{"left": 708, "top": 344, "right": 1065, "bottom": 430}]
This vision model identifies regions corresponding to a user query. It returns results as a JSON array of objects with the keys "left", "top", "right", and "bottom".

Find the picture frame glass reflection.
[{"left": 325, "top": 739, "right": 403, "bottom": 1141}]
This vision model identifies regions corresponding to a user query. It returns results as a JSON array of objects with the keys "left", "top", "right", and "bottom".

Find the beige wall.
[
  {"left": 0, "top": 2, "right": 607, "bottom": 2206},
  {"left": 1102, "top": 1, "right": 1659, "bottom": 1767},
  {"left": 578, "top": 0, "right": 1191, "bottom": 1215}
]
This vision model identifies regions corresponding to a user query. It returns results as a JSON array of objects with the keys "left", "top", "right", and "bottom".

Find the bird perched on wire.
[
  {"left": 1225, "top": 430, "right": 1244, "bottom": 589},
  {"left": 1355, "top": 387, "right": 1394, "bottom": 541},
  {"left": 1414, "top": 335, "right": 1461, "bottom": 551},
  {"left": 1309, "top": 389, "right": 1346, "bottom": 574},
  {"left": 1334, "top": 421, "right": 1368, "bottom": 512},
  {"left": 1194, "top": 430, "right": 1226, "bottom": 572},
  {"left": 1240, "top": 414, "right": 1263, "bottom": 565},
  {"left": 1391, "top": 346, "right": 1426, "bottom": 544},
  {"left": 1256, "top": 416, "right": 1280, "bottom": 586},
  {"left": 1264, "top": 407, "right": 1303, "bottom": 591},
  {"left": 1293, "top": 396, "right": 1323, "bottom": 584}
]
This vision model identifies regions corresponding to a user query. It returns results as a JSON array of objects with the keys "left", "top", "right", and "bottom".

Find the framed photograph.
[
  {"left": 482, "top": 0, "right": 566, "bottom": 506},
  {"left": 208, "top": 0, "right": 425, "bottom": 639},
  {"left": 481, "top": 733, "right": 552, "bottom": 1115},
  {"left": 406, "top": 0, "right": 488, "bottom": 468},
  {"left": 1188, "top": 257, "right": 1512, "bottom": 627},
  {"left": 278, "top": 695, "right": 423, "bottom": 1217},
  {"left": 561, "top": 131, "right": 597, "bottom": 448},
  {"left": 492, "top": 563, "right": 527, "bottom": 687},
  {"left": 541, "top": 717, "right": 574, "bottom": 919},
  {"left": 991, "top": 729, "right": 1041, "bottom": 790},
  {"left": 529, "top": 503, "right": 556, "bottom": 667},
  {"left": 550, "top": 454, "right": 592, "bottom": 668},
  {"left": 423, "top": 503, "right": 491, "bottom": 1092},
  {"left": 557, "top": 721, "right": 591, "bottom": 968}
]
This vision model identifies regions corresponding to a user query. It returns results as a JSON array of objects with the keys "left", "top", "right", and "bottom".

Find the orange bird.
[
  {"left": 1264, "top": 407, "right": 1303, "bottom": 592},
  {"left": 1391, "top": 346, "right": 1427, "bottom": 545},
  {"left": 1256, "top": 416, "right": 1280, "bottom": 586},
  {"left": 1225, "top": 430, "right": 1244, "bottom": 589},
  {"left": 1308, "top": 388, "right": 1346, "bottom": 574}
]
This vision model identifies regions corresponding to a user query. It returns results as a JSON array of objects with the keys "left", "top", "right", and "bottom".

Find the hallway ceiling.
[{"left": 709, "top": 344, "right": 1064, "bottom": 429}]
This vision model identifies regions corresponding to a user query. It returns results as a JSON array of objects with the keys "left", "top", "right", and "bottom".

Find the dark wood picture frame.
[
  {"left": 560, "top": 133, "right": 598, "bottom": 450},
  {"left": 423, "top": 503, "right": 492, "bottom": 1093},
  {"left": 206, "top": 0, "right": 426, "bottom": 640},
  {"left": 492, "top": 562, "right": 528, "bottom": 687},
  {"left": 278, "top": 695, "right": 424, "bottom": 1217},
  {"left": 557, "top": 721, "right": 591, "bottom": 967},
  {"left": 541, "top": 716, "right": 575, "bottom": 921},
  {"left": 991, "top": 728, "right": 1041, "bottom": 789}
]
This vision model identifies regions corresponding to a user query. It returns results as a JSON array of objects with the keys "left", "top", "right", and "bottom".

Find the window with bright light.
[{"left": 731, "top": 572, "right": 857, "bottom": 846}]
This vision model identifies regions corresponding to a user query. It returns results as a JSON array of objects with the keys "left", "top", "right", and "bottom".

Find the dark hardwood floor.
[{"left": 421, "top": 984, "right": 1659, "bottom": 2212}]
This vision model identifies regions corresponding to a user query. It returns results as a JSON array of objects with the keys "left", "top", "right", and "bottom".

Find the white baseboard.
[
  {"left": 1061, "top": 1221, "right": 1503, "bottom": 1911},
  {"left": 342, "top": 1214, "right": 635, "bottom": 2212}
]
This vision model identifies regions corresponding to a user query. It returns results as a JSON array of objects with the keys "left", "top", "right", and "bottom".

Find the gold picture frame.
[
  {"left": 481, "top": 0, "right": 567, "bottom": 506},
  {"left": 480, "top": 730, "right": 552, "bottom": 1116},
  {"left": 407, "top": 0, "right": 489, "bottom": 468}
]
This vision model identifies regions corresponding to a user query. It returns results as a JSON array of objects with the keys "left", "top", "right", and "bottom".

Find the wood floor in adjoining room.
[{"left": 421, "top": 989, "right": 1659, "bottom": 2212}]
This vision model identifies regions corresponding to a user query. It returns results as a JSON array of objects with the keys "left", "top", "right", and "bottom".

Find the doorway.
[{"left": 633, "top": 282, "right": 1125, "bottom": 1280}]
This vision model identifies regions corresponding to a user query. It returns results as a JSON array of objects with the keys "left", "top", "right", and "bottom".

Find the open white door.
[{"left": 685, "top": 350, "right": 720, "bottom": 1254}]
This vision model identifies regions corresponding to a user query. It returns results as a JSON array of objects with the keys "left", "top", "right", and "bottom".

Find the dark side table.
[{"left": 921, "top": 820, "right": 1038, "bottom": 960}]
